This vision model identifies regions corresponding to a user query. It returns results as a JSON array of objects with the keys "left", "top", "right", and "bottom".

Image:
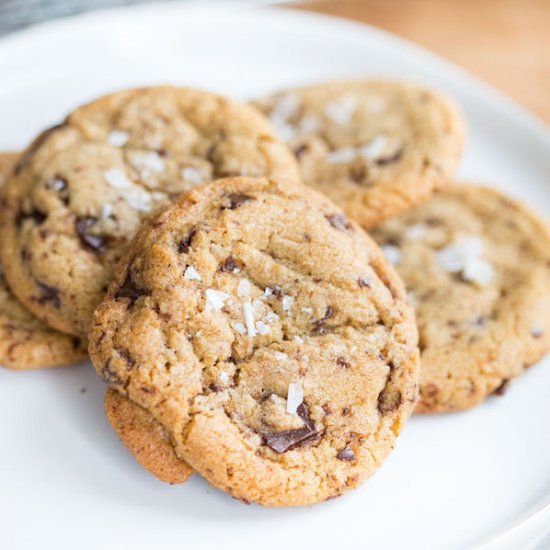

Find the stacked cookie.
[{"left": 1, "top": 82, "right": 549, "bottom": 506}]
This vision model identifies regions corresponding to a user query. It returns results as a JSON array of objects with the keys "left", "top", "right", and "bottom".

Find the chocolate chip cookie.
[
  {"left": 104, "top": 388, "right": 193, "bottom": 484},
  {"left": 89, "top": 176, "right": 419, "bottom": 506},
  {"left": 371, "top": 184, "right": 550, "bottom": 413},
  {"left": 0, "top": 86, "right": 300, "bottom": 336},
  {"left": 0, "top": 152, "right": 87, "bottom": 369},
  {"left": 253, "top": 80, "right": 465, "bottom": 228}
]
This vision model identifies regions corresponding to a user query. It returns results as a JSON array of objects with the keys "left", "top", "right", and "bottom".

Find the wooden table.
[{"left": 294, "top": 0, "right": 550, "bottom": 124}]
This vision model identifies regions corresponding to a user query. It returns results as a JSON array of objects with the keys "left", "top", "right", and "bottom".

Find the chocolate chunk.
[
  {"left": 325, "top": 213, "right": 352, "bottom": 231},
  {"left": 16, "top": 208, "right": 47, "bottom": 227},
  {"left": 493, "top": 379, "right": 510, "bottom": 396},
  {"left": 376, "top": 148, "right": 403, "bottom": 166},
  {"left": 336, "top": 446, "right": 355, "bottom": 461},
  {"left": 36, "top": 281, "right": 61, "bottom": 308},
  {"left": 226, "top": 193, "right": 253, "bottom": 210},
  {"left": 220, "top": 256, "right": 240, "bottom": 273},
  {"left": 178, "top": 229, "right": 197, "bottom": 254},
  {"left": 377, "top": 388, "right": 402, "bottom": 414},
  {"left": 263, "top": 403, "right": 318, "bottom": 453},
  {"left": 358, "top": 276, "right": 371, "bottom": 288},
  {"left": 115, "top": 272, "right": 150, "bottom": 304},
  {"left": 75, "top": 216, "right": 105, "bottom": 251}
]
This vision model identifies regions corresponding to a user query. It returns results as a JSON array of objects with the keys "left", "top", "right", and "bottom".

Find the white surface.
[{"left": 1, "top": 3, "right": 550, "bottom": 549}]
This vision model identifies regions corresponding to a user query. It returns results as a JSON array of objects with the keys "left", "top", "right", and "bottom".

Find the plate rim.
[{"left": 0, "top": 2, "right": 549, "bottom": 548}]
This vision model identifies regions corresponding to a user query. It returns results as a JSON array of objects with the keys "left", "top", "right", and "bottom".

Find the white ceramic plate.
[{"left": 1, "top": 3, "right": 550, "bottom": 549}]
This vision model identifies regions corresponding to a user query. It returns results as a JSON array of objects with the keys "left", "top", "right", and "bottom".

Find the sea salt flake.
[
  {"left": 301, "top": 306, "right": 313, "bottom": 315},
  {"left": 205, "top": 289, "right": 230, "bottom": 311},
  {"left": 184, "top": 265, "right": 202, "bottom": 281},
  {"left": 272, "top": 93, "right": 301, "bottom": 120},
  {"left": 286, "top": 383, "right": 304, "bottom": 415},
  {"left": 406, "top": 223, "right": 427, "bottom": 240},
  {"left": 51, "top": 177, "right": 66, "bottom": 191},
  {"left": 243, "top": 300, "right": 257, "bottom": 337},
  {"left": 270, "top": 115, "right": 296, "bottom": 141},
  {"left": 381, "top": 244, "right": 401, "bottom": 265},
  {"left": 232, "top": 267, "right": 241, "bottom": 274},
  {"left": 237, "top": 279, "right": 251, "bottom": 297},
  {"left": 294, "top": 335, "right": 304, "bottom": 344},
  {"left": 282, "top": 295, "right": 294, "bottom": 312},
  {"left": 437, "top": 236, "right": 484, "bottom": 273},
  {"left": 107, "top": 130, "right": 129, "bottom": 147},
  {"left": 264, "top": 287, "right": 273, "bottom": 297},
  {"left": 274, "top": 351, "right": 288, "bottom": 361},
  {"left": 255, "top": 321, "right": 270, "bottom": 335},
  {"left": 104, "top": 168, "right": 132, "bottom": 189},
  {"left": 299, "top": 113, "right": 320, "bottom": 133},
  {"left": 462, "top": 257, "right": 495, "bottom": 286},
  {"left": 232, "top": 322, "right": 246, "bottom": 335},
  {"left": 220, "top": 371, "right": 230, "bottom": 384},
  {"left": 181, "top": 167, "right": 205, "bottom": 185},
  {"left": 359, "top": 135, "right": 389, "bottom": 159},
  {"left": 151, "top": 191, "right": 167, "bottom": 202},
  {"left": 124, "top": 189, "right": 152, "bottom": 212},
  {"left": 130, "top": 151, "right": 165, "bottom": 174},
  {"left": 327, "top": 146, "right": 357, "bottom": 164},
  {"left": 264, "top": 311, "right": 279, "bottom": 323},
  {"left": 101, "top": 203, "right": 114, "bottom": 219},
  {"left": 325, "top": 95, "right": 357, "bottom": 125}
]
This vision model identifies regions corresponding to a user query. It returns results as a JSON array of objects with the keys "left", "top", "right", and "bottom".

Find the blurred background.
[{"left": 0, "top": 0, "right": 548, "bottom": 122}]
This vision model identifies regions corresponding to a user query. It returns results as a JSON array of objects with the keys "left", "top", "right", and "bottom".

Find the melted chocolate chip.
[
  {"left": 36, "top": 281, "right": 61, "bottom": 308},
  {"left": 271, "top": 285, "right": 284, "bottom": 298},
  {"left": 377, "top": 388, "right": 402, "bottom": 415},
  {"left": 350, "top": 164, "right": 368, "bottom": 184},
  {"left": 220, "top": 256, "right": 240, "bottom": 273},
  {"left": 313, "top": 306, "right": 333, "bottom": 332},
  {"left": 325, "top": 213, "right": 352, "bottom": 231},
  {"left": 493, "top": 379, "right": 510, "bottom": 396},
  {"left": 293, "top": 143, "right": 309, "bottom": 158},
  {"left": 358, "top": 276, "right": 371, "bottom": 288},
  {"left": 226, "top": 193, "right": 253, "bottom": 210},
  {"left": 376, "top": 148, "right": 403, "bottom": 166},
  {"left": 263, "top": 403, "right": 318, "bottom": 453},
  {"left": 115, "top": 272, "right": 150, "bottom": 304},
  {"left": 16, "top": 209, "right": 47, "bottom": 227},
  {"left": 116, "top": 347, "right": 135, "bottom": 368},
  {"left": 336, "top": 357, "right": 349, "bottom": 368},
  {"left": 75, "top": 216, "right": 105, "bottom": 251},
  {"left": 101, "top": 360, "right": 124, "bottom": 387},
  {"left": 178, "top": 229, "right": 197, "bottom": 254},
  {"left": 336, "top": 446, "right": 355, "bottom": 461}
]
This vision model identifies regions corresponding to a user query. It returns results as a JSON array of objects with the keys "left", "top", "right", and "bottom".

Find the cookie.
[
  {"left": 371, "top": 184, "right": 550, "bottom": 413},
  {"left": 0, "top": 86, "right": 300, "bottom": 336},
  {"left": 89, "top": 176, "right": 419, "bottom": 506},
  {"left": 0, "top": 152, "right": 87, "bottom": 370},
  {"left": 253, "top": 80, "right": 465, "bottom": 228},
  {"left": 104, "top": 388, "right": 193, "bottom": 484}
]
